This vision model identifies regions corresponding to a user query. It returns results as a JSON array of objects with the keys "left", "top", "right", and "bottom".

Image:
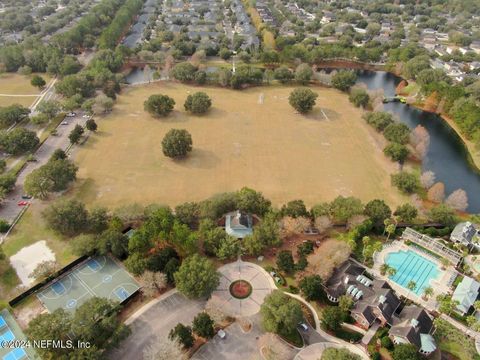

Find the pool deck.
[{"left": 373, "top": 241, "right": 456, "bottom": 312}]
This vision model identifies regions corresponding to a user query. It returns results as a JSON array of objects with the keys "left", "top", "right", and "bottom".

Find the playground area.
[{"left": 37, "top": 256, "right": 140, "bottom": 313}]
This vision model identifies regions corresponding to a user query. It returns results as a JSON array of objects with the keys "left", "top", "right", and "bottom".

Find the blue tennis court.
[
  {"left": 0, "top": 309, "right": 36, "bottom": 360},
  {"left": 37, "top": 256, "right": 140, "bottom": 313}
]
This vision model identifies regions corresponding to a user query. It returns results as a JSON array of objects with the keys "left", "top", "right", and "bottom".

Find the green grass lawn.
[{"left": 439, "top": 341, "right": 480, "bottom": 360}]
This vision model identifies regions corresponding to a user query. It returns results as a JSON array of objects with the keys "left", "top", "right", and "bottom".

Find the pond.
[
  {"left": 355, "top": 70, "right": 480, "bottom": 213},
  {"left": 124, "top": 66, "right": 155, "bottom": 84}
]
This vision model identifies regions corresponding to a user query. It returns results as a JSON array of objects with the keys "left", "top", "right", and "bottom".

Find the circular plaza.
[{"left": 211, "top": 260, "right": 276, "bottom": 317}]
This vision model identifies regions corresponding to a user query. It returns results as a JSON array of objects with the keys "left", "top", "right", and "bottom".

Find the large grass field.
[
  {"left": 71, "top": 82, "right": 405, "bottom": 209},
  {"left": 0, "top": 73, "right": 50, "bottom": 108}
]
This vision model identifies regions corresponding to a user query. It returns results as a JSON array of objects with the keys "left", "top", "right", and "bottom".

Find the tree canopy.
[
  {"left": 144, "top": 94, "right": 176, "bottom": 117},
  {"left": 162, "top": 129, "right": 193, "bottom": 158},
  {"left": 174, "top": 254, "right": 220, "bottom": 298},
  {"left": 288, "top": 87, "right": 318, "bottom": 113}
]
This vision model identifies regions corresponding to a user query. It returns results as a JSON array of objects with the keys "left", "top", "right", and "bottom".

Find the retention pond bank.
[{"left": 355, "top": 70, "right": 480, "bottom": 213}]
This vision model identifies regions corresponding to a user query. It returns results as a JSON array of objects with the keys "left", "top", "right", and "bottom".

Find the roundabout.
[{"left": 211, "top": 260, "right": 275, "bottom": 317}]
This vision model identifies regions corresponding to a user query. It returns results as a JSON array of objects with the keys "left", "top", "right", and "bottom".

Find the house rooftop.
[{"left": 452, "top": 276, "right": 480, "bottom": 314}]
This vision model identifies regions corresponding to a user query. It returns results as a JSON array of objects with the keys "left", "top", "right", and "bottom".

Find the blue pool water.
[{"left": 385, "top": 250, "right": 440, "bottom": 295}]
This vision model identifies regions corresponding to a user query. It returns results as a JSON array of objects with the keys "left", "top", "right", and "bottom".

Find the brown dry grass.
[{"left": 71, "top": 82, "right": 405, "bottom": 209}]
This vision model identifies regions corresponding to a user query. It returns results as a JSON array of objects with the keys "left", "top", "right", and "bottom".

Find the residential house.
[
  {"left": 450, "top": 222, "right": 478, "bottom": 250},
  {"left": 389, "top": 306, "right": 436, "bottom": 355},
  {"left": 452, "top": 276, "right": 480, "bottom": 315},
  {"left": 325, "top": 260, "right": 401, "bottom": 329}
]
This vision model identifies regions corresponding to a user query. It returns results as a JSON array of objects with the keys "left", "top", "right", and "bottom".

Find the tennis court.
[
  {"left": 37, "top": 255, "right": 140, "bottom": 313},
  {"left": 0, "top": 309, "right": 37, "bottom": 360}
]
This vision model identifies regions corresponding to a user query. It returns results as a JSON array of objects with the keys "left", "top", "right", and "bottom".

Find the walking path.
[{"left": 211, "top": 260, "right": 275, "bottom": 317}]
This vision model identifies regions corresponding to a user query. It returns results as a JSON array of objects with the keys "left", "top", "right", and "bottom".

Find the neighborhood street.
[{"left": 0, "top": 112, "right": 89, "bottom": 225}]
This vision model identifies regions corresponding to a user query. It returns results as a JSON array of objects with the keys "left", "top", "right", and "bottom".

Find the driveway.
[
  {"left": 109, "top": 291, "right": 205, "bottom": 360},
  {"left": 0, "top": 112, "right": 89, "bottom": 224}
]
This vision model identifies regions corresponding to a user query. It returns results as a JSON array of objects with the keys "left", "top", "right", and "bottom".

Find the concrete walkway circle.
[{"left": 212, "top": 260, "right": 275, "bottom": 317}]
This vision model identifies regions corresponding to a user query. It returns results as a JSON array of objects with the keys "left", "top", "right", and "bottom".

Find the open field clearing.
[
  {"left": 72, "top": 82, "right": 405, "bottom": 209},
  {"left": 0, "top": 73, "right": 51, "bottom": 107}
]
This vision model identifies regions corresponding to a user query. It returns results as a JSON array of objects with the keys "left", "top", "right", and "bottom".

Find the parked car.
[
  {"left": 66, "top": 112, "right": 76, "bottom": 117},
  {"left": 82, "top": 114, "right": 91, "bottom": 118},
  {"left": 217, "top": 329, "right": 226, "bottom": 339},
  {"left": 21, "top": 195, "right": 32, "bottom": 199},
  {"left": 298, "top": 322, "right": 308, "bottom": 332},
  {"left": 17, "top": 201, "right": 29, "bottom": 206},
  {"left": 61, "top": 121, "right": 68, "bottom": 125}
]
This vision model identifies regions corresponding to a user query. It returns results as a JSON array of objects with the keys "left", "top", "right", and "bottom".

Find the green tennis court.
[{"left": 37, "top": 256, "right": 140, "bottom": 313}]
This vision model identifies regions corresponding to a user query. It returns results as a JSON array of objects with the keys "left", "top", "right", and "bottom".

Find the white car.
[
  {"left": 298, "top": 323, "right": 308, "bottom": 332},
  {"left": 66, "top": 112, "right": 76, "bottom": 117},
  {"left": 61, "top": 121, "right": 68, "bottom": 125},
  {"left": 217, "top": 329, "right": 226, "bottom": 339},
  {"left": 82, "top": 114, "right": 90, "bottom": 118}
]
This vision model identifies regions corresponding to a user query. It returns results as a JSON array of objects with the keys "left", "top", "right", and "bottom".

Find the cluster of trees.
[
  {"left": 26, "top": 297, "right": 130, "bottom": 359},
  {"left": 260, "top": 291, "right": 303, "bottom": 340},
  {"left": 52, "top": 0, "right": 126, "bottom": 53},
  {"left": 0, "top": 104, "right": 30, "bottom": 128},
  {"left": 0, "top": 127, "right": 39, "bottom": 155},
  {"left": 144, "top": 92, "right": 212, "bottom": 118},
  {"left": 169, "top": 312, "right": 215, "bottom": 350},
  {"left": 363, "top": 111, "right": 411, "bottom": 164},
  {"left": 98, "top": 0, "right": 144, "bottom": 49},
  {"left": 24, "top": 150, "right": 78, "bottom": 199},
  {"left": 389, "top": 44, "right": 480, "bottom": 149}
]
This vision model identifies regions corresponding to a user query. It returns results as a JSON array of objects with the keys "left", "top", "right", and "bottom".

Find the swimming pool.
[{"left": 385, "top": 249, "right": 440, "bottom": 295}]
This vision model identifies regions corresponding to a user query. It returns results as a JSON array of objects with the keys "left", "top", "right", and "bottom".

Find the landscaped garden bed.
[{"left": 229, "top": 280, "right": 252, "bottom": 299}]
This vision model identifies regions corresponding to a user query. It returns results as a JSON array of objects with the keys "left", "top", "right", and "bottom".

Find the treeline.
[
  {"left": 98, "top": 0, "right": 144, "bottom": 49},
  {"left": 52, "top": 0, "right": 126, "bottom": 53}
]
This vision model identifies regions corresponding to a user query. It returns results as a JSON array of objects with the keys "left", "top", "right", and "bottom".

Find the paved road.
[
  {"left": 0, "top": 112, "right": 89, "bottom": 224},
  {"left": 109, "top": 292, "right": 205, "bottom": 360}
]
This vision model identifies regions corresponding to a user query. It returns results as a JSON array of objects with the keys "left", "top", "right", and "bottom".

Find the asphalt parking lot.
[{"left": 109, "top": 291, "right": 206, "bottom": 360}]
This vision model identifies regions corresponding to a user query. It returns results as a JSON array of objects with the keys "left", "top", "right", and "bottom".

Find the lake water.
[{"left": 355, "top": 70, "right": 480, "bottom": 213}]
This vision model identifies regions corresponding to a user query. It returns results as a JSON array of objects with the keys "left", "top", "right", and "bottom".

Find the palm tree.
[
  {"left": 474, "top": 300, "right": 480, "bottom": 312},
  {"left": 423, "top": 286, "right": 433, "bottom": 300},
  {"left": 407, "top": 280, "right": 417, "bottom": 297},
  {"left": 386, "top": 267, "right": 397, "bottom": 278},
  {"left": 380, "top": 263, "right": 390, "bottom": 276},
  {"left": 385, "top": 223, "right": 396, "bottom": 241}
]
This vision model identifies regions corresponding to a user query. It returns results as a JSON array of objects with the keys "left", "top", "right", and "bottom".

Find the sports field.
[
  {"left": 37, "top": 256, "right": 140, "bottom": 313},
  {"left": 0, "top": 73, "right": 49, "bottom": 107},
  {"left": 73, "top": 82, "right": 405, "bottom": 208}
]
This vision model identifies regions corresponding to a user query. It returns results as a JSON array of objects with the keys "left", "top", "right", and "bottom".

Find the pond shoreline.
[{"left": 315, "top": 59, "right": 480, "bottom": 174}]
